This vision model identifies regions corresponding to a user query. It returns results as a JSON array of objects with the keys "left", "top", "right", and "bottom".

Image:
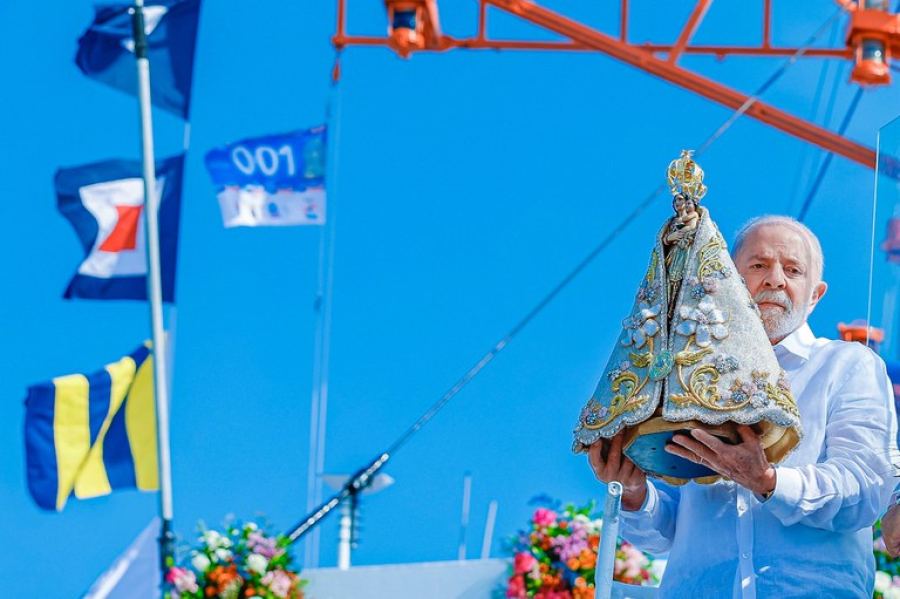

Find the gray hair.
[{"left": 731, "top": 215, "right": 824, "bottom": 283}]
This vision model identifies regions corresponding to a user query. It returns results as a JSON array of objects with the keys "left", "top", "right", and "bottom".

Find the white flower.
[
  {"left": 572, "top": 513, "right": 602, "bottom": 534},
  {"left": 191, "top": 553, "right": 211, "bottom": 572},
  {"left": 201, "top": 530, "right": 232, "bottom": 550},
  {"left": 675, "top": 295, "right": 729, "bottom": 347},
  {"left": 649, "top": 558, "right": 668, "bottom": 579},
  {"left": 621, "top": 302, "right": 662, "bottom": 349},
  {"left": 886, "top": 584, "right": 900, "bottom": 599},
  {"left": 875, "top": 571, "right": 892, "bottom": 593},
  {"left": 247, "top": 553, "right": 269, "bottom": 574},
  {"left": 214, "top": 548, "right": 233, "bottom": 563}
]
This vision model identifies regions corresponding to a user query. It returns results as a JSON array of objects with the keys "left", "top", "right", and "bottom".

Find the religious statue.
[{"left": 572, "top": 151, "right": 802, "bottom": 484}]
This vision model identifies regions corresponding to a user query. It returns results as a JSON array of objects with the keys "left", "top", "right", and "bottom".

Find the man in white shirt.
[{"left": 589, "top": 216, "right": 898, "bottom": 599}]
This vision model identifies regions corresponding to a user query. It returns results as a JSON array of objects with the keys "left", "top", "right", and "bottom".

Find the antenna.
[{"left": 321, "top": 473, "right": 394, "bottom": 570}]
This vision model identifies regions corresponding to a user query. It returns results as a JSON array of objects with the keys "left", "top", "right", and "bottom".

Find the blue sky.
[{"left": 2, "top": 1, "right": 900, "bottom": 596}]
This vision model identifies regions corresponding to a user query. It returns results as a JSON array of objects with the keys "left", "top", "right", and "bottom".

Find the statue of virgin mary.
[{"left": 572, "top": 151, "right": 802, "bottom": 484}]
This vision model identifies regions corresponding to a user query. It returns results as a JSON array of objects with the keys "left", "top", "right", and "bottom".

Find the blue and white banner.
[
  {"left": 76, "top": 0, "right": 201, "bottom": 118},
  {"left": 204, "top": 127, "right": 326, "bottom": 227},
  {"left": 56, "top": 155, "right": 184, "bottom": 302}
]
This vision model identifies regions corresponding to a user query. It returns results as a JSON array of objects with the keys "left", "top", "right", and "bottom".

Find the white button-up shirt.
[{"left": 619, "top": 324, "right": 898, "bottom": 599}]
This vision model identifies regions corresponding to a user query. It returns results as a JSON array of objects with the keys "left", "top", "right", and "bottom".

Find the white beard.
[{"left": 754, "top": 289, "right": 810, "bottom": 341}]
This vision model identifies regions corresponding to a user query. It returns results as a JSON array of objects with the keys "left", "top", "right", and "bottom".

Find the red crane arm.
[{"left": 481, "top": 0, "right": 876, "bottom": 170}]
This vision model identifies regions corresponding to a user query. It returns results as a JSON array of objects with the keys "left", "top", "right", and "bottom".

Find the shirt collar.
[{"left": 774, "top": 323, "right": 815, "bottom": 361}]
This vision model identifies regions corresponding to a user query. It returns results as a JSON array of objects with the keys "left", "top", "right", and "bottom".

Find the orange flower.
[
  {"left": 573, "top": 586, "right": 596, "bottom": 599},
  {"left": 574, "top": 577, "right": 587, "bottom": 588},
  {"left": 579, "top": 549, "right": 597, "bottom": 569},
  {"left": 206, "top": 564, "right": 241, "bottom": 595},
  {"left": 541, "top": 573, "right": 560, "bottom": 587},
  {"left": 588, "top": 535, "right": 600, "bottom": 550},
  {"left": 539, "top": 563, "right": 549, "bottom": 573},
  {"left": 567, "top": 557, "right": 581, "bottom": 570}
]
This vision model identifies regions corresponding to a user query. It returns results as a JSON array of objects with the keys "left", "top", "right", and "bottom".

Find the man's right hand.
[
  {"left": 588, "top": 434, "right": 648, "bottom": 511},
  {"left": 882, "top": 502, "right": 900, "bottom": 557}
]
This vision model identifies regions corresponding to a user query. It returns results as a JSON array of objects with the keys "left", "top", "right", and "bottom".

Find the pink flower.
[
  {"left": 165, "top": 567, "right": 198, "bottom": 594},
  {"left": 552, "top": 534, "right": 589, "bottom": 562},
  {"left": 261, "top": 570, "right": 294, "bottom": 599},
  {"left": 514, "top": 551, "right": 538, "bottom": 575},
  {"left": 533, "top": 508, "right": 558, "bottom": 528},
  {"left": 248, "top": 532, "right": 282, "bottom": 559},
  {"left": 506, "top": 574, "right": 527, "bottom": 598}
]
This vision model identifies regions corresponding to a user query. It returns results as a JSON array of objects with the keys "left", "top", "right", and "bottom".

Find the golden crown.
[{"left": 667, "top": 150, "right": 707, "bottom": 202}]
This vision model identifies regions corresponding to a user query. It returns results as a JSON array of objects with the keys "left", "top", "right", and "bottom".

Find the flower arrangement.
[
  {"left": 504, "top": 501, "right": 660, "bottom": 599},
  {"left": 165, "top": 520, "right": 306, "bottom": 599},
  {"left": 874, "top": 518, "right": 900, "bottom": 599}
]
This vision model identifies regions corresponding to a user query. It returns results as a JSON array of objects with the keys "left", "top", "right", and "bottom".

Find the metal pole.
[
  {"left": 596, "top": 482, "right": 623, "bottom": 599},
  {"left": 457, "top": 472, "right": 472, "bottom": 560},
  {"left": 337, "top": 492, "right": 354, "bottom": 570},
  {"left": 303, "top": 227, "right": 328, "bottom": 569},
  {"left": 480, "top": 500, "right": 498, "bottom": 560},
  {"left": 132, "top": 3, "right": 175, "bottom": 594}
]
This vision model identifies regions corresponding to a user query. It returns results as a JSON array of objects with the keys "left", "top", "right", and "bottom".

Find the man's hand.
[
  {"left": 588, "top": 435, "right": 648, "bottom": 511},
  {"left": 664, "top": 425, "right": 777, "bottom": 496},
  {"left": 881, "top": 503, "right": 900, "bottom": 558}
]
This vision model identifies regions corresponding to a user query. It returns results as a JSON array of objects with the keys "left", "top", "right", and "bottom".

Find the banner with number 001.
[{"left": 204, "top": 126, "right": 327, "bottom": 227}]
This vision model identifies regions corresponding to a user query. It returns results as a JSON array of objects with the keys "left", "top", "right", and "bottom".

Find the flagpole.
[
  {"left": 304, "top": 59, "right": 343, "bottom": 569},
  {"left": 132, "top": 2, "right": 175, "bottom": 594},
  {"left": 304, "top": 226, "right": 327, "bottom": 569}
]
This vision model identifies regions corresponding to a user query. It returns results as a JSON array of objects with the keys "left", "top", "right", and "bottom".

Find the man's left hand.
[
  {"left": 664, "top": 425, "right": 777, "bottom": 496},
  {"left": 881, "top": 502, "right": 900, "bottom": 558}
]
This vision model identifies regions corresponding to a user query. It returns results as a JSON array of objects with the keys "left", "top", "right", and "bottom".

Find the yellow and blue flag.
[{"left": 24, "top": 344, "right": 159, "bottom": 511}]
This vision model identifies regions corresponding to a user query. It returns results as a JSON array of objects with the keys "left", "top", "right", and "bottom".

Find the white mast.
[{"left": 132, "top": 2, "right": 175, "bottom": 593}]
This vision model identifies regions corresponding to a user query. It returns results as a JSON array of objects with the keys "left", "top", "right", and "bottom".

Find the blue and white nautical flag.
[
  {"left": 76, "top": 0, "right": 201, "bottom": 118},
  {"left": 205, "top": 127, "right": 327, "bottom": 227},
  {"left": 56, "top": 155, "right": 184, "bottom": 302},
  {"left": 24, "top": 344, "right": 159, "bottom": 512}
]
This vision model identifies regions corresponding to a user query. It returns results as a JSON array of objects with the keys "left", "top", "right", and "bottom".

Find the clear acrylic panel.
[{"left": 869, "top": 116, "right": 900, "bottom": 383}]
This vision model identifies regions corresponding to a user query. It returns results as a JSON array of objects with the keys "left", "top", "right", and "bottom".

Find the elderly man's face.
[{"left": 733, "top": 224, "right": 828, "bottom": 344}]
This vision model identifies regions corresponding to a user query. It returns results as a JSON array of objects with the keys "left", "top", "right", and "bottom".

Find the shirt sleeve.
[
  {"left": 618, "top": 480, "right": 681, "bottom": 553},
  {"left": 764, "top": 348, "right": 899, "bottom": 531}
]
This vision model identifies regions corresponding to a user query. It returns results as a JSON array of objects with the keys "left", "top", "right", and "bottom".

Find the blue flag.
[
  {"left": 25, "top": 344, "right": 159, "bottom": 512},
  {"left": 76, "top": 0, "right": 200, "bottom": 118},
  {"left": 56, "top": 155, "right": 184, "bottom": 302},
  {"left": 205, "top": 127, "right": 327, "bottom": 227}
]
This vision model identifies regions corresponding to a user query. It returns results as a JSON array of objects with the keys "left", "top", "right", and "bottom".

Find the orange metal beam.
[
  {"left": 482, "top": 0, "right": 876, "bottom": 169},
  {"left": 640, "top": 44, "right": 850, "bottom": 57},
  {"left": 331, "top": 34, "right": 852, "bottom": 57},
  {"left": 669, "top": 0, "right": 714, "bottom": 64}
]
